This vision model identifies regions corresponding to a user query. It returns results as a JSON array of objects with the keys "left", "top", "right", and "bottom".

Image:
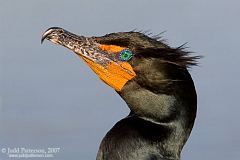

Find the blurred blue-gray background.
[{"left": 1, "top": 0, "right": 239, "bottom": 159}]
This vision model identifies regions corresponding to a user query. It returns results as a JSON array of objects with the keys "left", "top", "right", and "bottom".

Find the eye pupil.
[{"left": 119, "top": 50, "right": 133, "bottom": 61}]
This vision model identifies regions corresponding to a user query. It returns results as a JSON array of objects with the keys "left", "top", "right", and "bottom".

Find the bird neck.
[{"left": 118, "top": 77, "right": 197, "bottom": 159}]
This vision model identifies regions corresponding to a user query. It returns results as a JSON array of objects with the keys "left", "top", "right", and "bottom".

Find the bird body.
[
  {"left": 41, "top": 28, "right": 199, "bottom": 160},
  {"left": 98, "top": 115, "right": 174, "bottom": 160}
]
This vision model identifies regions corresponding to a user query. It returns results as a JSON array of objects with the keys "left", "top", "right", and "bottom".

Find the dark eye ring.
[{"left": 118, "top": 49, "right": 133, "bottom": 61}]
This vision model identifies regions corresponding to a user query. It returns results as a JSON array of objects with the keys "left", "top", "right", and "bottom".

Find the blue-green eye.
[{"left": 118, "top": 49, "right": 133, "bottom": 61}]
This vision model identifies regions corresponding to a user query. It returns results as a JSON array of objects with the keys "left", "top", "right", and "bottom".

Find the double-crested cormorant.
[{"left": 41, "top": 27, "right": 199, "bottom": 160}]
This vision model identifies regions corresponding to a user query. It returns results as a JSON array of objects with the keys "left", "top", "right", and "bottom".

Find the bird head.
[
  {"left": 41, "top": 27, "right": 137, "bottom": 91},
  {"left": 41, "top": 27, "right": 199, "bottom": 94}
]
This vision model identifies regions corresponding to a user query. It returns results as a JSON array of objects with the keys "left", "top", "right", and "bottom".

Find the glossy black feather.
[{"left": 95, "top": 32, "right": 199, "bottom": 160}]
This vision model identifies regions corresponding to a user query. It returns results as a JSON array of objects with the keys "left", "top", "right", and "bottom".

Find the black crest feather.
[{"left": 135, "top": 43, "right": 201, "bottom": 68}]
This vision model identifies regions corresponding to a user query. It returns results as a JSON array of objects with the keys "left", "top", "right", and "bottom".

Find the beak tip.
[
  {"left": 41, "top": 32, "right": 48, "bottom": 44},
  {"left": 41, "top": 27, "right": 63, "bottom": 45},
  {"left": 41, "top": 37, "right": 45, "bottom": 44}
]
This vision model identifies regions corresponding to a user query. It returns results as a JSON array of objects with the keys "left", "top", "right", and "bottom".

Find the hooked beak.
[
  {"left": 41, "top": 27, "right": 136, "bottom": 91},
  {"left": 41, "top": 27, "right": 62, "bottom": 44}
]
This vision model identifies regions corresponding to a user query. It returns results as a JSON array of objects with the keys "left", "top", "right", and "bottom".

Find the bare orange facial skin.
[
  {"left": 98, "top": 44, "right": 124, "bottom": 53},
  {"left": 78, "top": 44, "right": 136, "bottom": 91}
]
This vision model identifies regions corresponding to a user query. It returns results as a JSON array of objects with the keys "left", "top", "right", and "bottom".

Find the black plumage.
[{"left": 96, "top": 32, "right": 198, "bottom": 160}]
